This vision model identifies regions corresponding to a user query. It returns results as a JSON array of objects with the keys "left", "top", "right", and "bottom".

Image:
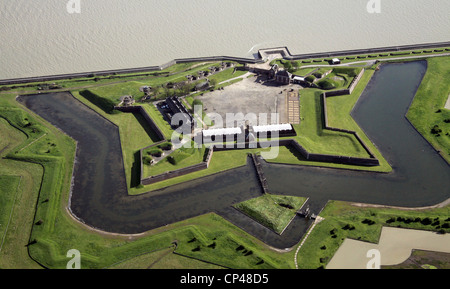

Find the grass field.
[
  {"left": 407, "top": 57, "right": 450, "bottom": 163},
  {"left": 234, "top": 194, "right": 307, "bottom": 234}
]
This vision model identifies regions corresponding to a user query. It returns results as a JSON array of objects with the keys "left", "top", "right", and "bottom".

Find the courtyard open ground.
[{"left": 197, "top": 76, "right": 295, "bottom": 126}]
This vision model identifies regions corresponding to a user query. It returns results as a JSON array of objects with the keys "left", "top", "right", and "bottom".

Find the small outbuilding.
[{"left": 331, "top": 58, "right": 341, "bottom": 65}]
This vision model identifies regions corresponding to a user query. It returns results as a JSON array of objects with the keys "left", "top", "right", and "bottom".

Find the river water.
[
  {"left": 1, "top": 0, "right": 450, "bottom": 79},
  {"left": 17, "top": 61, "right": 450, "bottom": 248}
]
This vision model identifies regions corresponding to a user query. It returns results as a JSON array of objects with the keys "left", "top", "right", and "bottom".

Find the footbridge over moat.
[{"left": 17, "top": 60, "right": 450, "bottom": 249}]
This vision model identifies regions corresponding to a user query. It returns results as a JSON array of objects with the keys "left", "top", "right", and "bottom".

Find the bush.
[
  {"left": 158, "top": 142, "right": 173, "bottom": 151},
  {"left": 143, "top": 155, "right": 153, "bottom": 165},
  {"left": 167, "top": 156, "right": 177, "bottom": 165},
  {"left": 386, "top": 217, "right": 395, "bottom": 224},
  {"left": 147, "top": 148, "right": 163, "bottom": 157},
  {"left": 420, "top": 218, "right": 432, "bottom": 225},
  {"left": 342, "top": 224, "right": 355, "bottom": 230},
  {"left": 362, "top": 219, "right": 376, "bottom": 225},
  {"left": 431, "top": 125, "right": 442, "bottom": 135}
]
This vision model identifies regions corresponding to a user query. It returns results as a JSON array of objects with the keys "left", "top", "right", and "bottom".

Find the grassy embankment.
[
  {"left": 406, "top": 56, "right": 450, "bottom": 163},
  {"left": 234, "top": 194, "right": 307, "bottom": 234},
  {"left": 296, "top": 201, "right": 450, "bottom": 269},
  {"left": 0, "top": 94, "right": 75, "bottom": 269}
]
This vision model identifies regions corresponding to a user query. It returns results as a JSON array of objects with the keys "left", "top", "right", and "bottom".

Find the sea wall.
[{"left": 1, "top": 41, "right": 449, "bottom": 85}]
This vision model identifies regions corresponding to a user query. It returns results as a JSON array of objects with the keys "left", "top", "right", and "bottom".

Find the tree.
[
  {"left": 284, "top": 61, "right": 292, "bottom": 70},
  {"left": 431, "top": 125, "right": 442, "bottom": 135},
  {"left": 209, "top": 79, "right": 218, "bottom": 88}
]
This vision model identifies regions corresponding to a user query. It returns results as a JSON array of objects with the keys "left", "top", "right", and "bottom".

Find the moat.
[{"left": 17, "top": 61, "right": 450, "bottom": 249}]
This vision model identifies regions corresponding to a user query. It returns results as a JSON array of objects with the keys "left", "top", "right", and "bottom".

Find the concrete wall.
[
  {"left": 285, "top": 41, "right": 450, "bottom": 61},
  {"left": 3, "top": 41, "right": 449, "bottom": 85}
]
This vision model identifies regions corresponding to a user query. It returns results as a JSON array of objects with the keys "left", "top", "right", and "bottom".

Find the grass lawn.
[
  {"left": 291, "top": 67, "right": 317, "bottom": 76},
  {"left": 0, "top": 175, "right": 21, "bottom": 251},
  {"left": 234, "top": 194, "right": 307, "bottom": 234},
  {"left": 87, "top": 81, "right": 147, "bottom": 103},
  {"left": 407, "top": 57, "right": 450, "bottom": 163}
]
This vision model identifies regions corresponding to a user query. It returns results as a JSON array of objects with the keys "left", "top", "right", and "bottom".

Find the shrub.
[
  {"left": 158, "top": 142, "right": 173, "bottom": 151},
  {"left": 147, "top": 148, "right": 163, "bottom": 157},
  {"left": 420, "top": 218, "right": 432, "bottom": 225},
  {"left": 362, "top": 219, "right": 376, "bottom": 225},
  {"left": 342, "top": 224, "right": 355, "bottom": 230},
  {"left": 386, "top": 217, "right": 395, "bottom": 224},
  {"left": 167, "top": 156, "right": 177, "bottom": 165},
  {"left": 143, "top": 155, "right": 153, "bottom": 165},
  {"left": 431, "top": 125, "right": 442, "bottom": 135}
]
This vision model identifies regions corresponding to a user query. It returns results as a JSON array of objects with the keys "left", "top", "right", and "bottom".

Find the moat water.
[
  {"left": 17, "top": 61, "right": 450, "bottom": 248},
  {"left": 2, "top": 0, "right": 450, "bottom": 79}
]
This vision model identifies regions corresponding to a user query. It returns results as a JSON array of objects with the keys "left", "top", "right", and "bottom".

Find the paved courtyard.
[{"left": 197, "top": 75, "right": 298, "bottom": 128}]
